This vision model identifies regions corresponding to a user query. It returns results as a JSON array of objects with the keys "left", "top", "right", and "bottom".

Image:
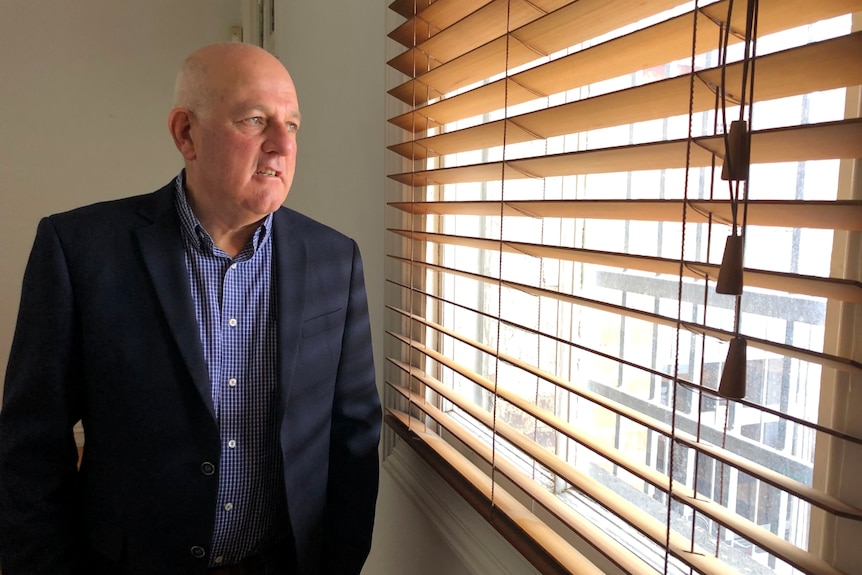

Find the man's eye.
[
  {"left": 245, "top": 117, "right": 264, "bottom": 125},
  {"left": 287, "top": 122, "right": 299, "bottom": 133}
]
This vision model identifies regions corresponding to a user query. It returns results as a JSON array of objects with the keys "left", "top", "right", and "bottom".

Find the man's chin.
[{"left": 256, "top": 193, "right": 289, "bottom": 214}]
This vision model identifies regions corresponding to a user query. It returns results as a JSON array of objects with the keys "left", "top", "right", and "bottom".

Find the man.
[{"left": 0, "top": 43, "right": 381, "bottom": 575}]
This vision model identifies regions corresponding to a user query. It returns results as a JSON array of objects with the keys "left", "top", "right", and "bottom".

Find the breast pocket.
[
  {"left": 296, "top": 308, "right": 344, "bottom": 373},
  {"left": 301, "top": 307, "right": 343, "bottom": 338}
]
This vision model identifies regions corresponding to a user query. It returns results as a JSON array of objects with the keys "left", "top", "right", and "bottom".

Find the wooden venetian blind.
[{"left": 384, "top": 0, "right": 862, "bottom": 573}]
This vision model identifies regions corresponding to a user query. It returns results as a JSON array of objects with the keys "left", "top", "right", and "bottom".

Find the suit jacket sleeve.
[
  {"left": 320, "top": 240, "right": 381, "bottom": 575},
  {"left": 0, "top": 217, "right": 84, "bottom": 574}
]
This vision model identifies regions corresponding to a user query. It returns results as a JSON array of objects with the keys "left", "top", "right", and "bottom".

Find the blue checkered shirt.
[{"left": 174, "top": 173, "right": 285, "bottom": 567}]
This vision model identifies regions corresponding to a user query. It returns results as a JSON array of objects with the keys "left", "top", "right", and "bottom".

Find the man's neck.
[{"left": 184, "top": 185, "right": 263, "bottom": 259}]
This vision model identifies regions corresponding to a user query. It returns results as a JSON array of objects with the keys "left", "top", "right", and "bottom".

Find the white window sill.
[{"left": 383, "top": 442, "right": 539, "bottom": 575}]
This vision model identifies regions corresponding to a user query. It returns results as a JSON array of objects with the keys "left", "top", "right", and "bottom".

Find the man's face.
[{"left": 185, "top": 54, "right": 301, "bottom": 227}]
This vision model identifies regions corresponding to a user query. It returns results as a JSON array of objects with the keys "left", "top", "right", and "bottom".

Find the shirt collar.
[{"left": 173, "top": 170, "right": 273, "bottom": 259}]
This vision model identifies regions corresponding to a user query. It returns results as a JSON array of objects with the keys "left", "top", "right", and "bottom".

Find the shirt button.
[
  {"left": 224, "top": 502, "right": 234, "bottom": 511},
  {"left": 201, "top": 462, "right": 215, "bottom": 476},
  {"left": 228, "top": 440, "right": 236, "bottom": 448},
  {"left": 228, "top": 318, "right": 238, "bottom": 327},
  {"left": 230, "top": 263, "right": 237, "bottom": 269},
  {"left": 190, "top": 546, "right": 206, "bottom": 559},
  {"left": 228, "top": 378, "right": 237, "bottom": 387},
  {"left": 214, "top": 556, "right": 225, "bottom": 564}
]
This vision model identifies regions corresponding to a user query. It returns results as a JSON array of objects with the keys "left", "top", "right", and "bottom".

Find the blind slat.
[
  {"left": 389, "top": 119, "right": 862, "bottom": 185},
  {"left": 389, "top": 199, "right": 862, "bottom": 231},
  {"left": 388, "top": 0, "right": 434, "bottom": 20},
  {"left": 390, "top": 228, "right": 862, "bottom": 305},
  {"left": 388, "top": 17, "right": 436, "bottom": 50},
  {"left": 389, "top": 32, "right": 862, "bottom": 159}
]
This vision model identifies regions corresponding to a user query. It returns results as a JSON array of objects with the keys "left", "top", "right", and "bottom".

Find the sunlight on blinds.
[{"left": 384, "top": 1, "right": 862, "bottom": 573}]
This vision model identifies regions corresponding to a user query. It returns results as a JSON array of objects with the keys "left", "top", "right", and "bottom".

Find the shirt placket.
[{"left": 212, "top": 259, "right": 245, "bottom": 565}]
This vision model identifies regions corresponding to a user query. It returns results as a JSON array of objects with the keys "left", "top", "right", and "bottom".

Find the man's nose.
[{"left": 264, "top": 122, "right": 295, "bottom": 154}]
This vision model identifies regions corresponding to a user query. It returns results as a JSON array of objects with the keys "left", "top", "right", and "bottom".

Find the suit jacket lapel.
[
  {"left": 133, "top": 185, "right": 214, "bottom": 417},
  {"left": 273, "top": 208, "right": 307, "bottom": 408}
]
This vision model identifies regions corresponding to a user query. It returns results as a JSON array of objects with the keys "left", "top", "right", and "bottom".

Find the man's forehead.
[
  {"left": 211, "top": 71, "right": 297, "bottom": 105},
  {"left": 227, "top": 91, "right": 300, "bottom": 113},
  {"left": 204, "top": 50, "right": 296, "bottom": 95}
]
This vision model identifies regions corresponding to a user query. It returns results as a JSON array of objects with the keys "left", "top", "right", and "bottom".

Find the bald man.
[{"left": 0, "top": 43, "right": 381, "bottom": 575}]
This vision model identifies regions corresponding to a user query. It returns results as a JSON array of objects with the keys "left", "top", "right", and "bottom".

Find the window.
[{"left": 384, "top": 1, "right": 862, "bottom": 573}]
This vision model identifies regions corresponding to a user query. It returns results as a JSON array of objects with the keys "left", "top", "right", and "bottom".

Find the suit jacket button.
[
  {"left": 201, "top": 461, "right": 215, "bottom": 475},
  {"left": 190, "top": 545, "right": 207, "bottom": 559}
]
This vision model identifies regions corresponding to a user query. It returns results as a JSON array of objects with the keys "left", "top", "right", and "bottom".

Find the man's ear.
[{"left": 168, "top": 108, "right": 197, "bottom": 161}]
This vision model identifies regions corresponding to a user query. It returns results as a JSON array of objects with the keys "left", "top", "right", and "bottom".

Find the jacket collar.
[{"left": 132, "top": 183, "right": 213, "bottom": 416}]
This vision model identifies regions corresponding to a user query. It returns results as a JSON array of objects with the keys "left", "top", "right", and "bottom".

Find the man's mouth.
[{"left": 256, "top": 168, "right": 279, "bottom": 177}]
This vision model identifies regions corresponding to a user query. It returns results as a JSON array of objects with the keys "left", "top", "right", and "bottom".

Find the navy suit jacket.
[{"left": 0, "top": 181, "right": 381, "bottom": 574}]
